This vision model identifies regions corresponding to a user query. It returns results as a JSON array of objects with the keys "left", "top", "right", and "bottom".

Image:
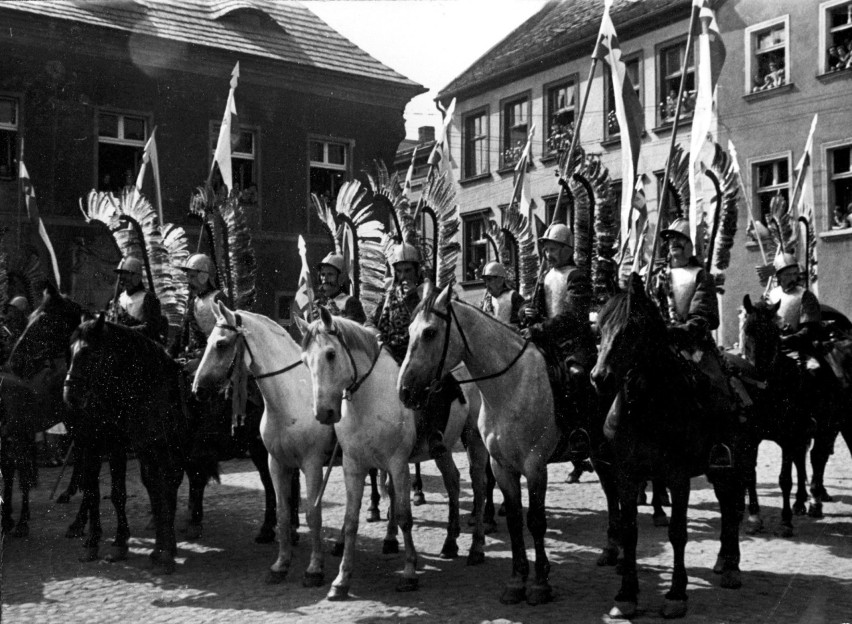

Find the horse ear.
[
  {"left": 627, "top": 272, "right": 644, "bottom": 297},
  {"left": 319, "top": 305, "right": 334, "bottom": 331},
  {"left": 214, "top": 299, "right": 227, "bottom": 321},
  {"left": 44, "top": 280, "right": 59, "bottom": 299},
  {"left": 434, "top": 284, "right": 452, "bottom": 310},
  {"left": 743, "top": 294, "right": 754, "bottom": 313},
  {"left": 292, "top": 313, "right": 309, "bottom": 338},
  {"left": 769, "top": 300, "right": 781, "bottom": 315},
  {"left": 93, "top": 311, "right": 106, "bottom": 332}
]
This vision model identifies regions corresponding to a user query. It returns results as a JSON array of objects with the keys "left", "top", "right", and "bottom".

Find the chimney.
[{"left": 418, "top": 126, "right": 435, "bottom": 144}]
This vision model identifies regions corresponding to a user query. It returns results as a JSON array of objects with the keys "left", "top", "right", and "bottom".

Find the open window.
[
  {"left": 462, "top": 210, "right": 491, "bottom": 282},
  {"left": 657, "top": 39, "right": 694, "bottom": 125},
  {"left": 308, "top": 137, "right": 352, "bottom": 230},
  {"left": 752, "top": 157, "right": 790, "bottom": 225},
  {"left": 820, "top": 1, "right": 852, "bottom": 73},
  {"left": 462, "top": 107, "right": 489, "bottom": 180},
  {"left": 97, "top": 110, "right": 147, "bottom": 194},
  {"left": 828, "top": 144, "right": 852, "bottom": 230},
  {"left": 745, "top": 16, "right": 790, "bottom": 93},
  {"left": 501, "top": 94, "right": 530, "bottom": 169}
]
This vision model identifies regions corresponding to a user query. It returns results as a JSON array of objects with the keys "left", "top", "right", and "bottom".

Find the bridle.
[
  {"left": 322, "top": 325, "right": 382, "bottom": 400},
  {"left": 428, "top": 299, "right": 530, "bottom": 387},
  {"left": 215, "top": 314, "right": 303, "bottom": 381}
]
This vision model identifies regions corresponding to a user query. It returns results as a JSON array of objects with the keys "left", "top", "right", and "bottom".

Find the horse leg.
[
  {"left": 290, "top": 470, "right": 301, "bottom": 543},
  {"left": 661, "top": 476, "right": 691, "bottom": 619},
  {"left": 610, "top": 479, "right": 640, "bottom": 619},
  {"left": 793, "top": 445, "right": 809, "bottom": 516},
  {"left": 366, "top": 468, "right": 382, "bottom": 522},
  {"left": 483, "top": 458, "right": 500, "bottom": 528},
  {"left": 300, "top": 459, "right": 325, "bottom": 587},
  {"left": 58, "top": 446, "right": 83, "bottom": 504},
  {"left": 265, "top": 454, "right": 295, "bottom": 584},
  {"left": 1, "top": 444, "right": 16, "bottom": 535},
  {"left": 525, "top": 464, "right": 552, "bottom": 606},
  {"left": 711, "top": 469, "right": 743, "bottom": 590},
  {"left": 593, "top": 458, "right": 621, "bottom": 567},
  {"left": 390, "top": 460, "right": 418, "bottom": 593},
  {"left": 104, "top": 449, "right": 129, "bottom": 562},
  {"left": 651, "top": 478, "right": 669, "bottom": 527},
  {"left": 491, "top": 459, "right": 528, "bottom": 605},
  {"left": 741, "top": 437, "right": 763, "bottom": 534},
  {"left": 327, "top": 461, "right": 367, "bottom": 601},
  {"left": 464, "top": 424, "right": 489, "bottom": 563},
  {"left": 809, "top": 430, "right": 835, "bottom": 513},
  {"left": 776, "top": 448, "right": 795, "bottom": 537},
  {"left": 412, "top": 462, "right": 425, "bottom": 505},
  {"left": 79, "top": 449, "right": 103, "bottom": 562},
  {"left": 184, "top": 460, "right": 206, "bottom": 540},
  {"left": 432, "top": 451, "right": 460, "bottom": 560},
  {"left": 249, "top": 436, "right": 277, "bottom": 544},
  {"left": 381, "top": 472, "right": 399, "bottom": 554}
]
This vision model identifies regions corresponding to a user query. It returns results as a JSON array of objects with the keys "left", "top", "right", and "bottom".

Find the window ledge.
[
  {"left": 742, "top": 82, "right": 794, "bottom": 102},
  {"left": 460, "top": 280, "right": 485, "bottom": 290},
  {"left": 817, "top": 67, "right": 852, "bottom": 82},
  {"left": 652, "top": 118, "right": 694, "bottom": 135},
  {"left": 497, "top": 161, "right": 533, "bottom": 176},
  {"left": 458, "top": 172, "right": 492, "bottom": 187},
  {"left": 819, "top": 228, "right": 852, "bottom": 240},
  {"left": 540, "top": 153, "right": 559, "bottom": 165},
  {"left": 601, "top": 129, "right": 648, "bottom": 148}
]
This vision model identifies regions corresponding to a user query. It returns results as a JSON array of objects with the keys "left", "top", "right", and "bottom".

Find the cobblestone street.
[{"left": 2, "top": 441, "right": 852, "bottom": 624}]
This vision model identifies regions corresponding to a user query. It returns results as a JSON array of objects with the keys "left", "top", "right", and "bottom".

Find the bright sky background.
[{"left": 304, "top": 0, "right": 549, "bottom": 139}]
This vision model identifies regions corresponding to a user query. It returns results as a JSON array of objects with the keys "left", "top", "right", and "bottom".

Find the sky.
[{"left": 304, "top": 0, "right": 549, "bottom": 139}]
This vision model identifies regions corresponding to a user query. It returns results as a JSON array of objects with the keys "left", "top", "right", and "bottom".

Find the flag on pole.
[
  {"left": 402, "top": 146, "right": 419, "bottom": 200},
  {"left": 135, "top": 126, "right": 163, "bottom": 223},
  {"left": 792, "top": 114, "right": 818, "bottom": 292},
  {"left": 211, "top": 62, "right": 240, "bottom": 194},
  {"left": 688, "top": 0, "right": 726, "bottom": 243},
  {"left": 592, "top": 0, "right": 644, "bottom": 244},
  {"left": 513, "top": 125, "right": 535, "bottom": 215},
  {"left": 19, "top": 161, "right": 61, "bottom": 289},
  {"left": 294, "top": 235, "right": 315, "bottom": 318},
  {"left": 428, "top": 97, "right": 457, "bottom": 182}
]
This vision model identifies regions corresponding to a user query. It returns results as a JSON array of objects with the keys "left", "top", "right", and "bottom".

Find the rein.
[
  {"left": 324, "top": 325, "right": 382, "bottom": 399},
  {"left": 216, "top": 315, "right": 303, "bottom": 380},
  {"left": 431, "top": 300, "right": 530, "bottom": 385}
]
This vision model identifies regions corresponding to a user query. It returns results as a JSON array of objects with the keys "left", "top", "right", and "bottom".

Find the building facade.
[{"left": 0, "top": 1, "right": 423, "bottom": 321}]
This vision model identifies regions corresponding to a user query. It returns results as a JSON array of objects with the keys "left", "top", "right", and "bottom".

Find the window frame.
[
  {"left": 604, "top": 52, "right": 643, "bottom": 140},
  {"left": 0, "top": 93, "right": 21, "bottom": 181},
  {"left": 823, "top": 138, "right": 852, "bottom": 231},
  {"left": 819, "top": 0, "right": 852, "bottom": 74},
  {"left": 749, "top": 152, "right": 792, "bottom": 226},
  {"left": 656, "top": 36, "right": 696, "bottom": 127},
  {"left": 461, "top": 209, "right": 492, "bottom": 284},
  {"left": 744, "top": 15, "right": 791, "bottom": 94},
  {"left": 461, "top": 105, "right": 490, "bottom": 181},
  {"left": 499, "top": 91, "right": 532, "bottom": 170},
  {"left": 274, "top": 289, "right": 296, "bottom": 327},
  {"left": 95, "top": 107, "right": 150, "bottom": 192},
  {"left": 306, "top": 135, "right": 355, "bottom": 233},
  {"left": 542, "top": 76, "right": 578, "bottom": 158}
]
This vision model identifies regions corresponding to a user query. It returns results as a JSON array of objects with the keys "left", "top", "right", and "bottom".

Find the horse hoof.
[
  {"left": 302, "top": 571, "right": 325, "bottom": 587},
  {"left": 526, "top": 583, "right": 552, "bottom": 606},
  {"left": 412, "top": 491, "right": 426, "bottom": 506},
  {"left": 793, "top": 502, "right": 807, "bottom": 516},
  {"left": 720, "top": 569, "right": 742, "bottom": 589},
  {"left": 661, "top": 599, "right": 688, "bottom": 619},
  {"left": 713, "top": 555, "right": 725, "bottom": 574},
  {"left": 56, "top": 492, "right": 71, "bottom": 504},
  {"left": 499, "top": 585, "right": 526, "bottom": 605},
  {"left": 597, "top": 546, "right": 619, "bottom": 567},
  {"left": 807, "top": 503, "right": 824, "bottom": 519},
  {"left": 266, "top": 569, "right": 288, "bottom": 584},
  {"left": 366, "top": 508, "right": 382, "bottom": 523},
  {"left": 811, "top": 486, "right": 833, "bottom": 503},
  {"left": 185, "top": 524, "right": 202, "bottom": 540},
  {"left": 12, "top": 524, "right": 29, "bottom": 538},
  {"left": 396, "top": 576, "right": 419, "bottom": 593},
  {"left": 330, "top": 542, "right": 344, "bottom": 557},
  {"left": 104, "top": 546, "right": 128, "bottom": 563},
  {"left": 255, "top": 525, "right": 276, "bottom": 544},
  {"left": 497, "top": 503, "right": 506, "bottom": 517},
  {"left": 466, "top": 551, "right": 485, "bottom": 566},
  {"left": 608, "top": 601, "right": 637, "bottom": 619},
  {"left": 66, "top": 526, "right": 85, "bottom": 539},
  {"left": 774, "top": 523, "right": 794, "bottom": 538},
  {"left": 440, "top": 541, "right": 459, "bottom": 559},
  {"left": 79, "top": 547, "right": 99, "bottom": 562},
  {"left": 382, "top": 539, "right": 399, "bottom": 555},
  {"left": 745, "top": 516, "right": 763, "bottom": 535},
  {"left": 327, "top": 584, "right": 350, "bottom": 601},
  {"left": 156, "top": 558, "right": 176, "bottom": 575},
  {"left": 653, "top": 513, "right": 669, "bottom": 528}
]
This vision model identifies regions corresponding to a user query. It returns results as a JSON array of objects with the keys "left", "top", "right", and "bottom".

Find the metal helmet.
[
  {"left": 773, "top": 252, "right": 799, "bottom": 274},
  {"left": 115, "top": 256, "right": 143, "bottom": 275},
  {"left": 482, "top": 261, "right": 508, "bottom": 279},
  {"left": 660, "top": 218, "right": 692, "bottom": 242},
  {"left": 389, "top": 242, "right": 421, "bottom": 267},
  {"left": 538, "top": 223, "right": 573, "bottom": 248},
  {"left": 9, "top": 296, "right": 29, "bottom": 313},
  {"left": 181, "top": 253, "right": 213, "bottom": 275},
  {"left": 318, "top": 252, "right": 345, "bottom": 275}
]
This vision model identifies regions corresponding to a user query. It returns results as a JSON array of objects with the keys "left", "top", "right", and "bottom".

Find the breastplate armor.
[
  {"left": 769, "top": 286, "right": 804, "bottom": 331},
  {"left": 119, "top": 290, "right": 146, "bottom": 322},
  {"left": 669, "top": 266, "right": 702, "bottom": 322},
  {"left": 544, "top": 265, "right": 573, "bottom": 318},
  {"left": 491, "top": 290, "right": 515, "bottom": 324},
  {"left": 194, "top": 290, "right": 221, "bottom": 337}
]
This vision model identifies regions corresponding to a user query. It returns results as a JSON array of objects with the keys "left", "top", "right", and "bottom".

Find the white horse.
[
  {"left": 297, "top": 307, "right": 488, "bottom": 600},
  {"left": 193, "top": 302, "right": 334, "bottom": 587}
]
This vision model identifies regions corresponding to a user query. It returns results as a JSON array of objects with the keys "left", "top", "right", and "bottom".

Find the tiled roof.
[
  {"left": 2, "top": 0, "right": 422, "bottom": 89},
  {"left": 439, "top": 0, "right": 693, "bottom": 99}
]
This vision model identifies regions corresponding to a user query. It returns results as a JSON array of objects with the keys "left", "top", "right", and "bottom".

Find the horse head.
[
  {"left": 398, "top": 281, "right": 461, "bottom": 409},
  {"left": 63, "top": 312, "right": 108, "bottom": 410},
  {"left": 740, "top": 294, "right": 781, "bottom": 371},
  {"left": 301, "top": 306, "right": 370, "bottom": 426},
  {"left": 10, "top": 283, "right": 89, "bottom": 381},
  {"left": 192, "top": 300, "right": 247, "bottom": 400}
]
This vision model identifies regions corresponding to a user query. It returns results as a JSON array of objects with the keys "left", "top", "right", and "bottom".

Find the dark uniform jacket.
[
  {"left": 369, "top": 285, "right": 422, "bottom": 364},
  {"left": 314, "top": 292, "right": 367, "bottom": 325}
]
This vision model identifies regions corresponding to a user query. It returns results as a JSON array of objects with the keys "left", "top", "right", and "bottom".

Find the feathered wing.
[
  {"left": 422, "top": 173, "right": 460, "bottom": 290},
  {"left": 500, "top": 203, "right": 539, "bottom": 301},
  {"left": 578, "top": 156, "right": 618, "bottom": 302},
  {"left": 162, "top": 224, "right": 190, "bottom": 326},
  {"left": 707, "top": 144, "right": 739, "bottom": 272},
  {"left": 768, "top": 193, "right": 795, "bottom": 254},
  {"left": 0, "top": 229, "right": 8, "bottom": 310},
  {"left": 4, "top": 250, "right": 48, "bottom": 311},
  {"left": 219, "top": 194, "right": 257, "bottom": 310}
]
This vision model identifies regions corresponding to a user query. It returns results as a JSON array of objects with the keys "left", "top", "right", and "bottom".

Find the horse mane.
[
  {"left": 303, "top": 315, "right": 381, "bottom": 361},
  {"left": 237, "top": 310, "right": 293, "bottom": 339}
]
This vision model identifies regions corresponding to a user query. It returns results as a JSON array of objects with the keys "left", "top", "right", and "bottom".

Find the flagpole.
[
  {"left": 507, "top": 127, "right": 535, "bottom": 211},
  {"left": 17, "top": 138, "right": 24, "bottom": 249},
  {"left": 645, "top": 3, "right": 700, "bottom": 294}
]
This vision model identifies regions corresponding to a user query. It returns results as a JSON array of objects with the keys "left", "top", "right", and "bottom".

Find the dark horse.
[
  {"left": 10, "top": 284, "right": 283, "bottom": 545},
  {"left": 590, "top": 275, "right": 743, "bottom": 620},
  {"left": 1, "top": 372, "right": 39, "bottom": 538},
  {"left": 63, "top": 314, "right": 187, "bottom": 571}
]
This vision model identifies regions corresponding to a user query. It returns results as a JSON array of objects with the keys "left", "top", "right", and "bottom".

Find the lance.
[{"left": 314, "top": 437, "right": 340, "bottom": 508}]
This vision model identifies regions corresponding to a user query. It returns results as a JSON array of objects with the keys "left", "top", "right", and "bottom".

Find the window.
[
  {"left": 210, "top": 125, "right": 258, "bottom": 204},
  {"left": 462, "top": 212, "right": 490, "bottom": 281},
  {"left": 605, "top": 56, "right": 641, "bottom": 139},
  {"left": 463, "top": 109, "right": 488, "bottom": 179},
  {"left": 745, "top": 17, "right": 790, "bottom": 93},
  {"left": 98, "top": 111, "right": 147, "bottom": 193},
  {"left": 274, "top": 290, "right": 295, "bottom": 326},
  {"left": 501, "top": 95, "right": 530, "bottom": 168},
  {"left": 309, "top": 137, "right": 350, "bottom": 205},
  {"left": 658, "top": 40, "right": 695, "bottom": 125},
  {"left": 820, "top": 1, "right": 852, "bottom": 73},
  {"left": 829, "top": 145, "right": 852, "bottom": 229},
  {"left": 0, "top": 96, "right": 18, "bottom": 180},
  {"left": 544, "top": 79, "right": 576, "bottom": 156},
  {"left": 753, "top": 158, "right": 789, "bottom": 224}
]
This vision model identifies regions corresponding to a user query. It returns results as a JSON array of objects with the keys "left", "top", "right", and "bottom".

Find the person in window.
[
  {"left": 828, "top": 46, "right": 842, "bottom": 71},
  {"left": 661, "top": 89, "right": 677, "bottom": 121},
  {"left": 762, "top": 61, "right": 785, "bottom": 89},
  {"left": 837, "top": 44, "right": 851, "bottom": 69}
]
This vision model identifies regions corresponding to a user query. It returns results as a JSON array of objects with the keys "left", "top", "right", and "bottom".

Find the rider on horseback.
[
  {"left": 315, "top": 253, "right": 366, "bottom": 324},
  {"left": 369, "top": 242, "right": 460, "bottom": 460},
  {"left": 480, "top": 262, "right": 524, "bottom": 328},
  {"left": 520, "top": 223, "right": 597, "bottom": 457},
  {"left": 656, "top": 218, "right": 736, "bottom": 469},
  {"left": 767, "top": 253, "right": 824, "bottom": 369},
  {"left": 106, "top": 256, "right": 165, "bottom": 344}
]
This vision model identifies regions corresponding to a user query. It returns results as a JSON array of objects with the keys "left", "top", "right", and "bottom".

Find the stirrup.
[
  {"left": 567, "top": 428, "right": 591, "bottom": 458},
  {"left": 709, "top": 443, "right": 733, "bottom": 470}
]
